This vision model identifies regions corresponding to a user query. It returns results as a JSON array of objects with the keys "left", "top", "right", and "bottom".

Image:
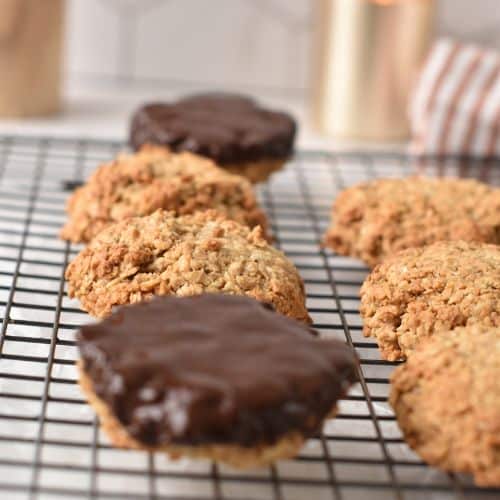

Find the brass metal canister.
[{"left": 312, "top": 0, "right": 435, "bottom": 141}]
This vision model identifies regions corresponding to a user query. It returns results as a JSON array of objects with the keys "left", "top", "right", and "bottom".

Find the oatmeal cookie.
[
  {"left": 77, "top": 294, "right": 358, "bottom": 468},
  {"left": 60, "top": 146, "right": 269, "bottom": 243},
  {"left": 360, "top": 240, "right": 500, "bottom": 360},
  {"left": 65, "top": 210, "right": 310, "bottom": 321},
  {"left": 324, "top": 177, "right": 500, "bottom": 267},
  {"left": 129, "top": 93, "right": 296, "bottom": 183},
  {"left": 390, "top": 325, "right": 500, "bottom": 486}
]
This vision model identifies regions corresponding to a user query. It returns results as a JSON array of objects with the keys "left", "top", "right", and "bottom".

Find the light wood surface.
[{"left": 0, "top": 0, "right": 64, "bottom": 117}]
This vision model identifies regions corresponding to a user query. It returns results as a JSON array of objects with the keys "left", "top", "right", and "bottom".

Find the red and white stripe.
[{"left": 410, "top": 38, "right": 500, "bottom": 163}]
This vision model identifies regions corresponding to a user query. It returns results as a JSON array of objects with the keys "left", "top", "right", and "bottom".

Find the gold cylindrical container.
[{"left": 313, "top": 0, "right": 435, "bottom": 141}]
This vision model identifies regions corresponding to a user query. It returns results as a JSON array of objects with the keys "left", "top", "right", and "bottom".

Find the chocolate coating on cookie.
[
  {"left": 78, "top": 294, "right": 358, "bottom": 447},
  {"left": 129, "top": 93, "right": 296, "bottom": 164}
]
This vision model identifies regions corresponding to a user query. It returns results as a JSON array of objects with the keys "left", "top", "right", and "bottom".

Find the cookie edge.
[{"left": 223, "top": 158, "right": 286, "bottom": 183}]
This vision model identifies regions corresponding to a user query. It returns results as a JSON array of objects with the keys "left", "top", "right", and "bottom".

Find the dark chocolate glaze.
[
  {"left": 78, "top": 294, "right": 358, "bottom": 447},
  {"left": 129, "top": 93, "right": 297, "bottom": 165}
]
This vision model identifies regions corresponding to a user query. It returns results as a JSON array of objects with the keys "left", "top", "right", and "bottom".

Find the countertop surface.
[{"left": 0, "top": 81, "right": 407, "bottom": 152}]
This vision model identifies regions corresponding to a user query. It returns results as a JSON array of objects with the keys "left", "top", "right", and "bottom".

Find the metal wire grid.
[{"left": 0, "top": 135, "right": 499, "bottom": 500}]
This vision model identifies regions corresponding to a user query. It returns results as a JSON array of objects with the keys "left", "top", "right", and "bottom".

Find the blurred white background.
[
  {"left": 66, "top": 0, "right": 500, "bottom": 98},
  {"left": 3, "top": 0, "right": 500, "bottom": 144}
]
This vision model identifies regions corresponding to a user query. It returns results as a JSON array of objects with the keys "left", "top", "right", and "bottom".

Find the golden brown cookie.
[
  {"left": 60, "top": 146, "right": 269, "bottom": 243},
  {"left": 65, "top": 209, "right": 310, "bottom": 321},
  {"left": 390, "top": 325, "right": 500, "bottom": 487},
  {"left": 360, "top": 240, "right": 500, "bottom": 361},
  {"left": 324, "top": 177, "right": 500, "bottom": 267},
  {"left": 76, "top": 294, "right": 358, "bottom": 468}
]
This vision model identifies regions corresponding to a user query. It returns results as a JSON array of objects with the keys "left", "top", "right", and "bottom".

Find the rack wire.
[{"left": 0, "top": 134, "right": 499, "bottom": 500}]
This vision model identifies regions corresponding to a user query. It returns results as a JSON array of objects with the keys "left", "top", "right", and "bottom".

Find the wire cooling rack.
[{"left": 0, "top": 135, "right": 499, "bottom": 500}]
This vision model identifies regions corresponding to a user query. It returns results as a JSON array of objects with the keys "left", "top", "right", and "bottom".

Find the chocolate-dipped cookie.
[
  {"left": 77, "top": 294, "right": 358, "bottom": 468},
  {"left": 129, "top": 93, "right": 296, "bottom": 183}
]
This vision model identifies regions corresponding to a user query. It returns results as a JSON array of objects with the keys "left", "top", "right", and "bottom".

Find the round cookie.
[
  {"left": 77, "top": 294, "right": 358, "bottom": 468},
  {"left": 390, "top": 325, "right": 500, "bottom": 486},
  {"left": 60, "top": 146, "right": 269, "bottom": 243},
  {"left": 129, "top": 93, "right": 296, "bottom": 183},
  {"left": 324, "top": 177, "right": 500, "bottom": 267},
  {"left": 360, "top": 240, "right": 500, "bottom": 361},
  {"left": 65, "top": 209, "right": 310, "bottom": 321}
]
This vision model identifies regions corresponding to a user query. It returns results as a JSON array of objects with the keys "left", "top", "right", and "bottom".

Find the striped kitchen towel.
[{"left": 410, "top": 38, "right": 500, "bottom": 159}]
